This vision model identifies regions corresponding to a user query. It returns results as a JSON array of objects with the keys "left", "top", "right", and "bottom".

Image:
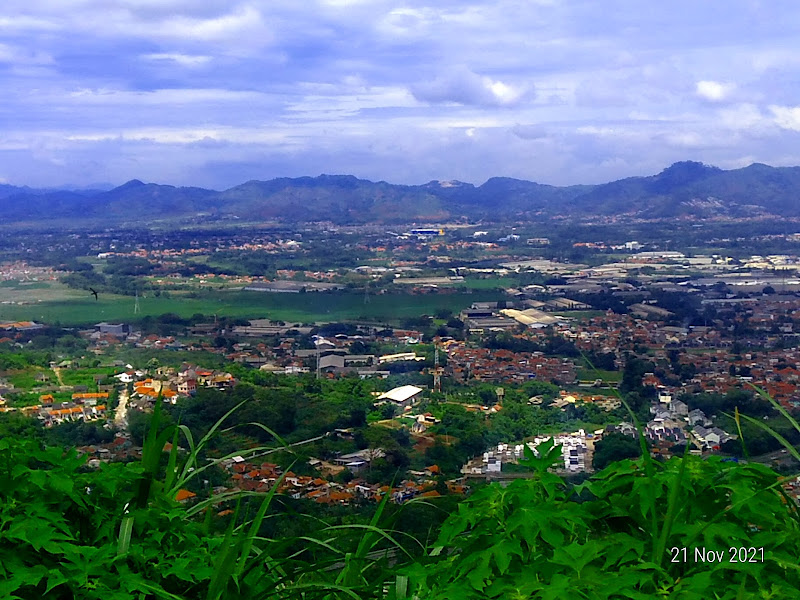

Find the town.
[{"left": 2, "top": 220, "right": 800, "bottom": 508}]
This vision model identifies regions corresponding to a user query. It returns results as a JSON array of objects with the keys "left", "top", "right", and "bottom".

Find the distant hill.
[{"left": 3, "top": 161, "right": 800, "bottom": 224}]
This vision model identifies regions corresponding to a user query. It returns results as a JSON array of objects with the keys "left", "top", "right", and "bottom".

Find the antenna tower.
[
  {"left": 134, "top": 290, "right": 140, "bottom": 314},
  {"left": 432, "top": 343, "right": 444, "bottom": 392}
]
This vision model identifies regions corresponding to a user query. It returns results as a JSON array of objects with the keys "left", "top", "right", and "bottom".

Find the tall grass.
[{"left": 117, "top": 394, "right": 414, "bottom": 600}]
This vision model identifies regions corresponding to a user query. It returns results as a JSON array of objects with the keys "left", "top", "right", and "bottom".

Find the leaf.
[{"left": 491, "top": 538, "right": 522, "bottom": 575}]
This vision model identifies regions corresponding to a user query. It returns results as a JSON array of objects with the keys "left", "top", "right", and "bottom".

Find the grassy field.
[
  {"left": 0, "top": 284, "right": 503, "bottom": 326},
  {"left": 4, "top": 368, "right": 57, "bottom": 390},
  {"left": 0, "top": 280, "right": 86, "bottom": 306},
  {"left": 577, "top": 368, "right": 623, "bottom": 383},
  {"left": 456, "top": 277, "right": 520, "bottom": 290},
  {"left": 59, "top": 367, "right": 118, "bottom": 389}
]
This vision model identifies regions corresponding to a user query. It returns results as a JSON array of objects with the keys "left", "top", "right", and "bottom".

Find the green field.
[
  {"left": 4, "top": 368, "right": 57, "bottom": 390},
  {"left": 59, "top": 367, "right": 118, "bottom": 389},
  {"left": 577, "top": 368, "right": 623, "bottom": 383},
  {"left": 0, "top": 280, "right": 86, "bottom": 306},
  {"left": 0, "top": 285, "right": 503, "bottom": 326}
]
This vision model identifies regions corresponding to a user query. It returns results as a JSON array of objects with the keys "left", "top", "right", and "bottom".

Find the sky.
[{"left": 2, "top": 0, "right": 800, "bottom": 189}]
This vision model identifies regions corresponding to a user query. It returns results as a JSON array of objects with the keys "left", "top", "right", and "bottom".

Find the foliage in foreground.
[
  {"left": 405, "top": 439, "right": 800, "bottom": 599},
  {"left": 2, "top": 392, "right": 800, "bottom": 599}
]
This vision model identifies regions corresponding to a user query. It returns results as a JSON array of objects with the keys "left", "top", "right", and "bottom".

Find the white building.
[{"left": 376, "top": 385, "right": 424, "bottom": 409}]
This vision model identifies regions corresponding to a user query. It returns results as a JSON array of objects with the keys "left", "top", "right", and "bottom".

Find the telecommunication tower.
[{"left": 432, "top": 344, "right": 444, "bottom": 392}]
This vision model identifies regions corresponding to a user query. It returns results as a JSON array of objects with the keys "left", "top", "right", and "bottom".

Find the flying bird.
[{"left": 89, "top": 287, "right": 98, "bottom": 301}]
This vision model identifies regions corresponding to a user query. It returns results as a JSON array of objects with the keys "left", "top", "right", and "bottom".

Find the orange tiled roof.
[{"left": 175, "top": 489, "right": 196, "bottom": 502}]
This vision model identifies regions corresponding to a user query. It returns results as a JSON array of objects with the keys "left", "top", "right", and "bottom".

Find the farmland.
[{"left": 0, "top": 283, "right": 502, "bottom": 326}]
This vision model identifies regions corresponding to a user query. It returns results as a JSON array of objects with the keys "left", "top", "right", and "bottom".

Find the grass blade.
[
  {"left": 234, "top": 469, "right": 290, "bottom": 577},
  {"left": 738, "top": 413, "right": 800, "bottom": 463},
  {"left": 654, "top": 444, "right": 689, "bottom": 568}
]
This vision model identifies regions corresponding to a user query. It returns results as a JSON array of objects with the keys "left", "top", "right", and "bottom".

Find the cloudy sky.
[{"left": 2, "top": 0, "right": 800, "bottom": 189}]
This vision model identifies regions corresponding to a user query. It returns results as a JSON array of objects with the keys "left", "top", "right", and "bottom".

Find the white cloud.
[
  {"left": 770, "top": 105, "right": 800, "bottom": 131},
  {"left": 718, "top": 103, "right": 767, "bottom": 131},
  {"left": 66, "top": 88, "right": 265, "bottom": 105},
  {"left": 0, "top": 42, "right": 53, "bottom": 65},
  {"left": 147, "top": 5, "right": 267, "bottom": 42},
  {"left": 696, "top": 80, "right": 734, "bottom": 102},
  {"left": 3, "top": 0, "right": 800, "bottom": 187},
  {"left": 141, "top": 53, "right": 212, "bottom": 67},
  {"left": 65, "top": 126, "right": 293, "bottom": 145}
]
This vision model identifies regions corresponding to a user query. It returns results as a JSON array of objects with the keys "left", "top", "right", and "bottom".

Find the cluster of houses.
[
  {"left": 603, "top": 391, "right": 735, "bottom": 453},
  {"left": 77, "top": 436, "right": 141, "bottom": 466},
  {"left": 461, "top": 430, "right": 592, "bottom": 476},
  {"left": 120, "top": 364, "right": 235, "bottom": 405},
  {"left": 213, "top": 455, "right": 463, "bottom": 506},
  {"left": 447, "top": 344, "right": 577, "bottom": 385},
  {"left": 547, "top": 390, "right": 621, "bottom": 411},
  {"left": 19, "top": 392, "right": 110, "bottom": 427}
]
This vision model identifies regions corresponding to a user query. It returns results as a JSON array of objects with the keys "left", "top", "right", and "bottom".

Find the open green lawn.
[
  {"left": 59, "top": 367, "right": 118, "bottom": 388},
  {"left": 4, "top": 368, "right": 57, "bottom": 390},
  {"left": 577, "top": 368, "right": 623, "bottom": 383},
  {"left": 566, "top": 386, "right": 621, "bottom": 397},
  {"left": 0, "top": 280, "right": 86, "bottom": 306},
  {"left": 456, "top": 277, "right": 520, "bottom": 290},
  {"left": 0, "top": 287, "right": 503, "bottom": 326}
]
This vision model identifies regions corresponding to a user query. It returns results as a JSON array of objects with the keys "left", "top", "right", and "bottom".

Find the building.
[
  {"left": 376, "top": 385, "right": 424, "bottom": 409},
  {"left": 95, "top": 322, "right": 127, "bottom": 336},
  {"left": 333, "top": 448, "right": 385, "bottom": 473}
]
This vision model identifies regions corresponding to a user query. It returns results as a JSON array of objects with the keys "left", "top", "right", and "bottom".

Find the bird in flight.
[{"left": 89, "top": 287, "right": 98, "bottom": 301}]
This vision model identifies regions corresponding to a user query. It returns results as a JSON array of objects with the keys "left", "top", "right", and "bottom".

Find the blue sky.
[{"left": 2, "top": 0, "right": 800, "bottom": 189}]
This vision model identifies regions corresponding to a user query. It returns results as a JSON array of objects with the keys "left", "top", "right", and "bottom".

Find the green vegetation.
[
  {"left": 2, "top": 415, "right": 799, "bottom": 599},
  {"left": 592, "top": 431, "right": 643, "bottom": 470},
  {"left": 0, "top": 288, "right": 502, "bottom": 326},
  {"left": 5, "top": 368, "right": 56, "bottom": 390},
  {"left": 406, "top": 440, "right": 800, "bottom": 598},
  {"left": 58, "top": 367, "right": 117, "bottom": 389},
  {"left": 577, "top": 368, "right": 622, "bottom": 383}
]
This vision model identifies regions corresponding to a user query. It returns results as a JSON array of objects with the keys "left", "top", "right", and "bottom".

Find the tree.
[{"left": 592, "top": 432, "right": 642, "bottom": 470}]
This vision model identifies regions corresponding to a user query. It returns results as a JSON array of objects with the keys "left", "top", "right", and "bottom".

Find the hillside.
[{"left": 3, "top": 161, "right": 800, "bottom": 224}]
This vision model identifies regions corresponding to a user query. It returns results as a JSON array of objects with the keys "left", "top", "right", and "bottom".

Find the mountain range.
[{"left": 2, "top": 161, "right": 800, "bottom": 225}]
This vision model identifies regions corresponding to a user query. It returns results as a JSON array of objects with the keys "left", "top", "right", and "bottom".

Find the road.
[
  {"left": 748, "top": 447, "right": 799, "bottom": 465},
  {"left": 115, "top": 387, "right": 130, "bottom": 430}
]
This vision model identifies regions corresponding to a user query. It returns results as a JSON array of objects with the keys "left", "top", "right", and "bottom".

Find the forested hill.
[{"left": 4, "top": 161, "right": 800, "bottom": 225}]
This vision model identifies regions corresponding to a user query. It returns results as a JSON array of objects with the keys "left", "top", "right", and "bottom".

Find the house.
[
  {"left": 175, "top": 489, "right": 197, "bottom": 503},
  {"left": 95, "top": 323, "right": 127, "bottom": 336},
  {"left": 333, "top": 449, "right": 385, "bottom": 473},
  {"left": 115, "top": 372, "right": 135, "bottom": 384},
  {"left": 670, "top": 399, "right": 689, "bottom": 417},
  {"left": 376, "top": 385, "right": 423, "bottom": 409},
  {"left": 688, "top": 409, "right": 709, "bottom": 427},
  {"left": 319, "top": 354, "right": 345, "bottom": 372},
  {"left": 177, "top": 378, "right": 197, "bottom": 395}
]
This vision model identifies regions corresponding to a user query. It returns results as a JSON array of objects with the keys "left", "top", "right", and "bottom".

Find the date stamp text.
[{"left": 669, "top": 547, "right": 764, "bottom": 564}]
